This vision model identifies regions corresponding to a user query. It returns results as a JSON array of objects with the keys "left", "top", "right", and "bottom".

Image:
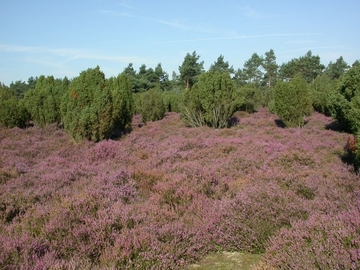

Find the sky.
[{"left": 1, "top": 0, "right": 359, "bottom": 86}]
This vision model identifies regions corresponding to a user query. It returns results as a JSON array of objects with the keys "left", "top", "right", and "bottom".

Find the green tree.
[
  {"left": 154, "top": 63, "right": 170, "bottom": 91},
  {"left": 9, "top": 80, "right": 28, "bottom": 99},
  {"left": 23, "top": 75, "right": 66, "bottom": 127},
  {"left": 243, "top": 53, "right": 263, "bottom": 85},
  {"left": 262, "top": 49, "right": 278, "bottom": 88},
  {"left": 108, "top": 72, "right": 134, "bottom": 132},
  {"left": 235, "top": 84, "right": 263, "bottom": 113},
  {"left": 181, "top": 71, "right": 237, "bottom": 128},
  {"left": 179, "top": 51, "right": 204, "bottom": 89},
  {"left": 209, "top": 55, "right": 235, "bottom": 74},
  {"left": 0, "top": 84, "right": 29, "bottom": 128},
  {"left": 233, "top": 68, "right": 247, "bottom": 87},
  {"left": 60, "top": 66, "right": 113, "bottom": 142},
  {"left": 162, "top": 89, "right": 183, "bottom": 113},
  {"left": 274, "top": 73, "right": 313, "bottom": 127},
  {"left": 310, "top": 74, "right": 338, "bottom": 115},
  {"left": 279, "top": 51, "right": 324, "bottom": 83},
  {"left": 325, "top": 56, "right": 349, "bottom": 80},
  {"left": 138, "top": 88, "right": 166, "bottom": 123},
  {"left": 123, "top": 63, "right": 138, "bottom": 93},
  {"left": 328, "top": 65, "right": 360, "bottom": 133}
]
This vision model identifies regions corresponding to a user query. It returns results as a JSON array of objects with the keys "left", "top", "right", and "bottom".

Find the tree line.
[{"left": 1, "top": 49, "right": 360, "bottom": 145}]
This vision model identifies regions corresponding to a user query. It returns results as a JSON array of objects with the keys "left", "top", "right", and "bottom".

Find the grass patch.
[{"left": 187, "top": 252, "right": 263, "bottom": 270}]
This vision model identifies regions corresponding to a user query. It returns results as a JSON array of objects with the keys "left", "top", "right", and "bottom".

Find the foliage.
[
  {"left": 209, "top": 55, "right": 235, "bottom": 74},
  {"left": 162, "top": 89, "right": 183, "bottom": 113},
  {"left": 262, "top": 49, "right": 278, "bottom": 88},
  {"left": 60, "top": 66, "right": 113, "bottom": 142},
  {"left": 274, "top": 73, "right": 313, "bottom": 127},
  {"left": 310, "top": 74, "right": 338, "bottom": 115},
  {"left": 265, "top": 205, "right": 360, "bottom": 270},
  {"left": 138, "top": 88, "right": 166, "bottom": 123},
  {"left": 325, "top": 56, "right": 349, "bottom": 80},
  {"left": 181, "top": 71, "right": 237, "bottom": 128},
  {"left": 179, "top": 51, "right": 204, "bottom": 89},
  {"left": 328, "top": 65, "right": 360, "bottom": 133},
  {"left": 243, "top": 53, "right": 264, "bottom": 86},
  {"left": 23, "top": 76, "right": 67, "bottom": 127},
  {"left": 123, "top": 63, "right": 170, "bottom": 93},
  {"left": 0, "top": 84, "right": 29, "bottom": 128},
  {"left": 279, "top": 50, "right": 325, "bottom": 83},
  {"left": 328, "top": 66, "right": 360, "bottom": 172},
  {"left": 235, "top": 84, "right": 263, "bottom": 113},
  {"left": 8, "top": 77, "right": 37, "bottom": 99},
  {"left": 108, "top": 73, "right": 134, "bottom": 132}
]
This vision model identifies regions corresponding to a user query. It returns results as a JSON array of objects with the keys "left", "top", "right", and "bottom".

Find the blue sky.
[{"left": 1, "top": 0, "right": 359, "bottom": 86}]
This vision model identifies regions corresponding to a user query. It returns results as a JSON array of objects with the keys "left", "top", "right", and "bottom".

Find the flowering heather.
[{"left": 0, "top": 109, "right": 359, "bottom": 269}]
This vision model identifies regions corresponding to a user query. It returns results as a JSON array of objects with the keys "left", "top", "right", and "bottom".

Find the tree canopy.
[{"left": 179, "top": 51, "right": 204, "bottom": 89}]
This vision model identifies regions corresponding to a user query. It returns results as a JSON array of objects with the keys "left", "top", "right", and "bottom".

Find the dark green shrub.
[
  {"left": 138, "top": 88, "right": 166, "bottom": 123},
  {"left": 108, "top": 73, "right": 134, "bottom": 132},
  {"left": 311, "top": 74, "right": 337, "bottom": 115},
  {"left": 181, "top": 71, "right": 237, "bottom": 128},
  {"left": 0, "top": 84, "right": 29, "bottom": 128},
  {"left": 234, "top": 84, "right": 262, "bottom": 113},
  {"left": 162, "top": 90, "right": 183, "bottom": 113},
  {"left": 60, "top": 66, "right": 113, "bottom": 142},
  {"left": 328, "top": 65, "right": 360, "bottom": 133},
  {"left": 274, "top": 73, "right": 313, "bottom": 127},
  {"left": 23, "top": 76, "right": 64, "bottom": 127}
]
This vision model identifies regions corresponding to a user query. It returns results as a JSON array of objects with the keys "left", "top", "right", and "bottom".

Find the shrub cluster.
[
  {"left": 135, "top": 88, "right": 166, "bottom": 124},
  {"left": 274, "top": 73, "right": 313, "bottom": 127},
  {"left": 0, "top": 84, "right": 29, "bottom": 128},
  {"left": 328, "top": 65, "right": 360, "bottom": 171},
  {"left": 181, "top": 71, "right": 237, "bottom": 128}
]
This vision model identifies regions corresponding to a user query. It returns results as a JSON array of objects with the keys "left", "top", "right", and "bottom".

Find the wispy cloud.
[
  {"left": 0, "top": 44, "right": 147, "bottom": 65},
  {"left": 286, "top": 40, "right": 317, "bottom": 44},
  {"left": 242, "top": 5, "right": 262, "bottom": 19},
  {"left": 100, "top": 9, "right": 140, "bottom": 18},
  {"left": 279, "top": 45, "right": 347, "bottom": 55},
  {"left": 100, "top": 9, "right": 219, "bottom": 34},
  {"left": 149, "top": 33, "right": 323, "bottom": 44},
  {"left": 117, "top": 0, "right": 137, "bottom": 10}
]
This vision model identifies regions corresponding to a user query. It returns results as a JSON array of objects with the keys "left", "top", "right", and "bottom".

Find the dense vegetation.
[{"left": 1, "top": 50, "right": 360, "bottom": 269}]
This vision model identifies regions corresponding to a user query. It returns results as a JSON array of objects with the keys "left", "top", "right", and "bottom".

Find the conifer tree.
[
  {"left": 109, "top": 72, "right": 134, "bottom": 132},
  {"left": 179, "top": 51, "right": 204, "bottom": 89},
  {"left": 274, "top": 73, "right": 312, "bottom": 127},
  {"left": 61, "top": 66, "right": 113, "bottom": 141}
]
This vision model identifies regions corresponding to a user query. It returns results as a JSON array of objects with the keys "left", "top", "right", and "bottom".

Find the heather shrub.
[
  {"left": 181, "top": 71, "right": 237, "bottom": 128},
  {"left": 1, "top": 107, "right": 359, "bottom": 269},
  {"left": 60, "top": 66, "right": 113, "bottom": 141},
  {"left": 265, "top": 204, "right": 360, "bottom": 269},
  {"left": 137, "top": 88, "right": 166, "bottom": 123},
  {"left": 210, "top": 181, "right": 308, "bottom": 254},
  {"left": 0, "top": 84, "right": 29, "bottom": 128},
  {"left": 274, "top": 73, "right": 313, "bottom": 127}
]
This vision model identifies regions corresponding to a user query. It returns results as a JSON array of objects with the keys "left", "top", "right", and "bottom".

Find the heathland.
[{"left": 1, "top": 108, "right": 359, "bottom": 269}]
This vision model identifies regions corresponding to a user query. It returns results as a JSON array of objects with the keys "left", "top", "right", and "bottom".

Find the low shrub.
[{"left": 265, "top": 204, "right": 360, "bottom": 270}]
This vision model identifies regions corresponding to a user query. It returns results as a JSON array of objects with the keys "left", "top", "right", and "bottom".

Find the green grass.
[{"left": 187, "top": 252, "right": 263, "bottom": 270}]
